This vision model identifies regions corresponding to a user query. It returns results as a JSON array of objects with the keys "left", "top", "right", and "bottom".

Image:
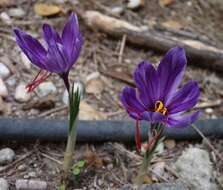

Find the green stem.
[
  {"left": 134, "top": 123, "right": 164, "bottom": 185},
  {"left": 63, "top": 118, "right": 77, "bottom": 178},
  {"left": 134, "top": 150, "right": 152, "bottom": 185}
]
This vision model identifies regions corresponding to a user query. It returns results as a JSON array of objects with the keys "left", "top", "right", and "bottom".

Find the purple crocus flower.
[
  {"left": 14, "top": 13, "right": 83, "bottom": 92},
  {"left": 121, "top": 47, "right": 200, "bottom": 128}
]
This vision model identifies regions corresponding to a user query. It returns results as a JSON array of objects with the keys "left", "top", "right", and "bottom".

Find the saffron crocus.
[
  {"left": 14, "top": 13, "right": 83, "bottom": 92},
  {"left": 121, "top": 47, "right": 200, "bottom": 185},
  {"left": 121, "top": 47, "right": 200, "bottom": 128}
]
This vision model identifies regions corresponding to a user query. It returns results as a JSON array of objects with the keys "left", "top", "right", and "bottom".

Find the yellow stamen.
[{"left": 155, "top": 101, "right": 167, "bottom": 115}]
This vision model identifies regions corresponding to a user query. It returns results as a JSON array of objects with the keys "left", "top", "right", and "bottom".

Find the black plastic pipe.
[{"left": 0, "top": 118, "right": 222, "bottom": 142}]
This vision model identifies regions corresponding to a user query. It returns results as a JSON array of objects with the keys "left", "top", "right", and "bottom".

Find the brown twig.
[
  {"left": 40, "top": 152, "right": 62, "bottom": 165},
  {"left": 118, "top": 34, "right": 127, "bottom": 64},
  {"left": 194, "top": 99, "right": 222, "bottom": 109},
  {"left": 38, "top": 105, "right": 67, "bottom": 117},
  {"left": 191, "top": 124, "right": 223, "bottom": 162},
  {"left": 0, "top": 150, "right": 35, "bottom": 174}
]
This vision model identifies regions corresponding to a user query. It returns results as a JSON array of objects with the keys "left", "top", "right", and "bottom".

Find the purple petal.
[
  {"left": 45, "top": 43, "right": 70, "bottom": 73},
  {"left": 62, "top": 13, "right": 83, "bottom": 66},
  {"left": 157, "top": 47, "right": 186, "bottom": 104},
  {"left": 14, "top": 28, "right": 47, "bottom": 69},
  {"left": 133, "top": 61, "right": 159, "bottom": 109},
  {"left": 167, "top": 81, "right": 200, "bottom": 114},
  {"left": 42, "top": 24, "right": 62, "bottom": 45},
  {"left": 120, "top": 87, "right": 146, "bottom": 120},
  {"left": 166, "top": 111, "right": 200, "bottom": 128},
  {"left": 141, "top": 111, "right": 166, "bottom": 123}
]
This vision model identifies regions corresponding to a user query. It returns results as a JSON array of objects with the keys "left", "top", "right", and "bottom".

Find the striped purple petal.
[
  {"left": 14, "top": 28, "right": 47, "bottom": 70},
  {"left": 120, "top": 87, "right": 146, "bottom": 120},
  {"left": 62, "top": 13, "right": 83, "bottom": 68},
  {"left": 166, "top": 111, "right": 200, "bottom": 128},
  {"left": 157, "top": 47, "right": 186, "bottom": 105},
  {"left": 133, "top": 61, "right": 159, "bottom": 109},
  {"left": 167, "top": 81, "right": 199, "bottom": 114}
]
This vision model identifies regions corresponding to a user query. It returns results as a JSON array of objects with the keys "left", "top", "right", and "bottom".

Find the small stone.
[
  {"left": 0, "top": 12, "right": 12, "bottom": 25},
  {"left": 107, "top": 163, "right": 113, "bottom": 170},
  {"left": 15, "top": 179, "right": 47, "bottom": 190},
  {"left": 174, "top": 147, "right": 217, "bottom": 190},
  {"left": 28, "top": 171, "right": 37, "bottom": 178},
  {"left": 6, "top": 76, "right": 16, "bottom": 87},
  {"left": 8, "top": 8, "right": 25, "bottom": 18},
  {"left": 20, "top": 52, "right": 31, "bottom": 70},
  {"left": 0, "top": 63, "right": 10, "bottom": 79},
  {"left": 205, "top": 108, "right": 214, "bottom": 114},
  {"left": 111, "top": 6, "right": 124, "bottom": 15},
  {"left": 0, "top": 78, "right": 8, "bottom": 98},
  {"left": 15, "top": 83, "right": 31, "bottom": 102},
  {"left": 164, "top": 139, "right": 176, "bottom": 150},
  {"left": 17, "top": 164, "right": 26, "bottom": 171},
  {"left": 37, "top": 82, "right": 56, "bottom": 97},
  {"left": 127, "top": 0, "right": 144, "bottom": 9},
  {"left": 0, "top": 148, "right": 15, "bottom": 165},
  {"left": 0, "top": 178, "right": 9, "bottom": 190}
]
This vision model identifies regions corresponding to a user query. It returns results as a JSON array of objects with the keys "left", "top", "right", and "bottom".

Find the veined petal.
[
  {"left": 42, "top": 24, "right": 62, "bottom": 45},
  {"left": 134, "top": 61, "right": 159, "bottom": 109},
  {"left": 14, "top": 28, "right": 47, "bottom": 69},
  {"left": 167, "top": 81, "right": 199, "bottom": 114},
  {"left": 45, "top": 42, "right": 70, "bottom": 73},
  {"left": 120, "top": 87, "right": 146, "bottom": 120},
  {"left": 158, "top": 47, "right": 186, "bottom": 104},
  {"left": 141, "top": 111, "right": 166, "bottom": 123},
  {"left": 62, "top": 13, "right": 83, "bottom": 65},
  {"left": 167, "top": 111, "right": 200, "bottom": 128}
]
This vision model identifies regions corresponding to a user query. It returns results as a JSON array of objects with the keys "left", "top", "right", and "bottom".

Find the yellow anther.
[{"left": 155, "top": 101, "right": 167, "bottom": 115}]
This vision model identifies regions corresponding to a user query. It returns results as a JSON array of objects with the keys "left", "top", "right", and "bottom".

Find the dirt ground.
[{"left": 0, "top": 0, "right": 223, "bottom": 189}]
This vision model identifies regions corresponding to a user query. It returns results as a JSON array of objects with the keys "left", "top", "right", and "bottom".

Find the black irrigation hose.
[{"left": 0, "top": 118, "right": 222, "bottom": 142}]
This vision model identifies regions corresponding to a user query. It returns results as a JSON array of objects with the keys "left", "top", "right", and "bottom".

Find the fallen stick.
[{"left": 82, "top": 10, "right": 223, "bottom": 72}]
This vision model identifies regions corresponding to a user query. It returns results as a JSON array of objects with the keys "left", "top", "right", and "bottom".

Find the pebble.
[
  {"left": 0, "top": 63, "right": 10, "bottom": 79},
  {"left": 17, "top": 164, "right": 26, "bottom": 171},
  {"left": 0, "top": 12, "right": 12, "bottom": 25},
  {"left": 164, "top": 139, "right": 176, "bottom": 150},
  {"left": 15, "top": 179, "right": 47, "bottom": 190},
  {"left": 28, "top": 171, "right": 37, "bottom": 178},
  {"left": 111, "top": 6, "right": 124, "bottom": 15},
  {"left": 0, "top": 178, "right": 9, "bottom": 190},
  {"left": 205, "top": 108, "right": 214, "bottom": 114},
  {"left": 8, "top": 8, "right": 25, "bottom": 18},
  {"left": 174, "top": 147, "right": 217, "bottom": 190},
  {"left": 15, "top": 83, "right": 31, "bottom": 102},
  {"left": 37, "top": 82, "right": 56, "bottom": 97},
  {"left": 127, "top": 0, "right": 144, "bottom": 9},
  {"left": 0, "top": 148, "right": 15, "bottom": 165},
  {"left": 20, "top": 52, "right": 31, "bottom": 70},
  {"left": 0, "top": 78, "right": 8, "bottom": 98}
]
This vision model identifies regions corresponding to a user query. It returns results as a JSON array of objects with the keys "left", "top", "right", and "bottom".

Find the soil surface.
[{"left": 0, "top": 0, "right": 222, "bottom": 189}]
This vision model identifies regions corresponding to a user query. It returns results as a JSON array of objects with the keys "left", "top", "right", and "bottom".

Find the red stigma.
[{"left": 26, "top": 70, "right": 51, "bottom": 92}]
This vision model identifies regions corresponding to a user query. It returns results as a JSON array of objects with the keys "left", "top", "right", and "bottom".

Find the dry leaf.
[
  {"left": 151, "top": 162, "right": 165, "bottom": 182},
  {"left": 143, "top": 174, "right": 153, "bottom": 184},
  {"left": 162, "top": 20, "right": 182, "bottom": 30},
  {"left": 79, "top": 101, "right": 107, "bottom": 120},
  {"left": 34, "top": 3, "right": 61, "bottom": 17},
  {"left": 84, "top": 147, "right": 103, "bottom": 169},
  {"left": 86, "top": 78, "right": 104, "bottom": 94},
  {"left": 159, "top": 0, "right": 175, "bottom": 7},
  {"left": 164, "top": 139, "right": 176, "bottom": 150}
]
